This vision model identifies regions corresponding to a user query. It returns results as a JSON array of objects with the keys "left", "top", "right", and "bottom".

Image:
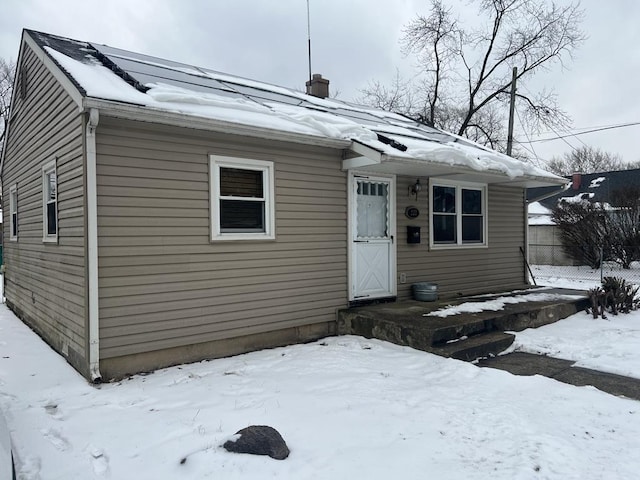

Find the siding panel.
[
  {"left": 2, "top": 44, "right": 87, "bottom": 366},
  {"left": 396, "top": 177, "right": 526, "bottom": 299},
  {"left": 96, "top": 118, "right": 348, "bottom": 359}
]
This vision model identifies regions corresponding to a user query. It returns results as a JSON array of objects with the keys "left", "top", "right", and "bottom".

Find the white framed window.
[
  {"left": 209, "top": 155, "right": 275, "bottom": 241},
  {"left": 42, "top": 160, "right": 58, "bottom": 242},
  {"left": 430, "top": 179, "right": 487, "bottom": 248},
  {"left": 9, "top": 184, "right": 18, "bottom": 241}
]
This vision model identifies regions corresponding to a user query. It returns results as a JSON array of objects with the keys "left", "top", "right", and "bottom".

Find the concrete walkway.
[{"left": 478, "top": 352, "right": 640, "bottom": 401}]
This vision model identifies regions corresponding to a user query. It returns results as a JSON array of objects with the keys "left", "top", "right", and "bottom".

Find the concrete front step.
[
  {"left": 433, "top": 331, "right": 516, "bottom": 361},
  {"left": 338, "top": 288, "right": 588, "bottom": 362},
  {"left": 431, "top": 317, "right": 492, "bottom": 344}
]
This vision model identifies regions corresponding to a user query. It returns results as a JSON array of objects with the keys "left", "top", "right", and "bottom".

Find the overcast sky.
[{"left": 2, "top": 0, "right": 638, "bottom": 166}]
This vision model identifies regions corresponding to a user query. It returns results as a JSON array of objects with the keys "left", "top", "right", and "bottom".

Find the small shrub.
[{"left": 585, "top": 277, "right": 640, "bottom": 319}]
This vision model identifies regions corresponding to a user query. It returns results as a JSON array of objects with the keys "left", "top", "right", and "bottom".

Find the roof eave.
[
  {"left": 82, "top": 97, "right": 352, "bottom": 149},
  {"left": 361, "top": 152, "right": 567, "bottom": 187}
]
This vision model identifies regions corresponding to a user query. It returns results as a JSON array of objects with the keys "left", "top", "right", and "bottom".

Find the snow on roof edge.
[{"left": 35, "top": 31, "right": 562, "bottom": 184}]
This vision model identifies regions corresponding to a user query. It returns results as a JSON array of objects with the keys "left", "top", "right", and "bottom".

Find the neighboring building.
[
  {"left": 529, "top": 170, "right": 640, "bottom": 210},
  {"left": 1, "top": 30, "right": 563, "bottom": 381},
  {"left": 527, "top": 201, "right": 574, "bottom": 266},
  {"left": 527, "top": 169, "right": 640, "bottom": 266}
]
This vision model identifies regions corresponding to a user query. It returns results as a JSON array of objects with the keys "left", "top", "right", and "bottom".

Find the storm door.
[{"left": 350, "top": 174, "right": 396, "bottom": 300}]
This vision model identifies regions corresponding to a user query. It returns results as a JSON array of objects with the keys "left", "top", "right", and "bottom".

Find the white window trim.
[
  {"left": 209, "top": 155, "right": 275, "bottom": 241},
  {"left": 42, "top": 159, "right": 58, "bottom": 243},
  {"left": 9, "top": 184, "right": 17, "bottom": 241},
  {"left": 429, "top": 178, "right": 488, "bottom": 249}
]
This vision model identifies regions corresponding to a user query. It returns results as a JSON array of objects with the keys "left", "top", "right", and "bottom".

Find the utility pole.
[
  {"left": 506, "top": 66, "right": 517, "bottom": 157},
  {"left": 307, "top": 0, "right": 312, "bottom": 85}
]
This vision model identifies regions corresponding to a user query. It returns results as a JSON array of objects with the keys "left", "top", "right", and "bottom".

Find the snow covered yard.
[
  {"left": 509, "top": 310, "right": 640, "bottom": 379},
  {"left": 508, "top": 274, "right": 640, "bottom": 380},
  {"left": 1, "top": 305, "right": 640, "bottom": 479},
  {"left": 531, "top": 263, "right": 640, "bottom": 291},
  {"left": 512, "top": 267, "right": 640, "bottom": 378}
]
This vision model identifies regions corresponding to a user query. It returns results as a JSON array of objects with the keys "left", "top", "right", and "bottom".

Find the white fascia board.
[
  {"left": 342, "top": 140, "right": 385, "bottom": 170},
  {"left": 82, "top": 98, "right": 352, "bottom": 150},
  {"left": 23, "top": 32, "right": 84, "bottom": 111},
  {"left": 350, "top": 140, "right": 384, "bottom": 162},
  {"left": 342, "top": 155, "right": 379, "bottom": 170},
  {"left": 487, "top": 175, "right": 568, "bottom": 188},
  {"left": 0, "top": 34, "right": 26, "bottom": 175},
  {"left": 2, "top": 31, "right": 83, "bottom": 174},
  {"left": 382, "top": 153, "right": 566, "bottom": 188}
]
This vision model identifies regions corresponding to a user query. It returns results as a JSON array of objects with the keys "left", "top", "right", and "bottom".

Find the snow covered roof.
[
  {"left": 527, "top": 201, "right": 555, "bottom": 226},
  {"left": 24, "top": 29, "right": 564, "bottom": 187},
  {"left": 528, "top": 168, "right": 640, "bottom": 210}
]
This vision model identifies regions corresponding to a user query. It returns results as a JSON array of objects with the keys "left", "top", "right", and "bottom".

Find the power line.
[
  {"left": 513, "top": 83, "right": 637, "bottom": 155},
  {"left": 515, "top": 106, "right": 541, "bottom": 165},
  {"left": 514, "top": 83, "right": 585, "bottom": 156},
  {"left": 529, "top": 121, "right": 640, "bottom": 143},
  {"left": 537, "top": 120, "right": 640, "bottom": 135}
]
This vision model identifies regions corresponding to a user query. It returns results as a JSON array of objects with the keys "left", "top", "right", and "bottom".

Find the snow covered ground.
[
  {"left": 510, "top": 267, "right": 640, "bottom": 380},
  {"left": 508, "top": 310, "right": 640, "bottom": 379},
  {"left": 2, "top": 294, "right": 640, "bottom": 479},
  {"left": 531, "top": 263, "right": 640, "bottom": 290}
]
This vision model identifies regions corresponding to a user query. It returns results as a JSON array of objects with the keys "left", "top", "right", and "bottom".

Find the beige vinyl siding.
[
  {"left": 96, "top": 118, "right": 347, "bottom": 359},
  {"left": 396, "top": 176, "right": 526, "bottom": 299},
  {"left": 2, "top": 44, "right": 87, "bottom": 362}
]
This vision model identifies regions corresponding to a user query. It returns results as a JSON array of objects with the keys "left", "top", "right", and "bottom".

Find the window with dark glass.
[
  {"left": 210, "top": 156, "right": 274, "bottom": 240},
  {"left": 433, "top": 185, "right": 457, "bottom": 243},
  {"left": 46, "top": 171, "right": 57, "bottom": 235},
  {"left": 219, "top": 167, "right": 265, "bottom": 232},
  {"left": 431, "top": 183, "right": 485, "bottom": 246},
  {"left": 42, "top": 162, "right": 57, "bottom": 241},
  {"left": 461, "top": 188, "right": 483, "bottom": 243},
  {"left": 10, "top": 186, "right": 17, "bottom": 240}
]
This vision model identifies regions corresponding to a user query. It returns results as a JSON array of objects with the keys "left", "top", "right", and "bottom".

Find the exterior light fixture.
[{"left": 409, "top": 179, "right": 421, "bottom": 200}]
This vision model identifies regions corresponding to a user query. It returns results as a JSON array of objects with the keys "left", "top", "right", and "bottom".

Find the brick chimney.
[
  {"left": 306, "top": 73, "right": 329, "bottom": 99},
  {"left": 572, "top": 172, "right": 582, "bottom": 190}
]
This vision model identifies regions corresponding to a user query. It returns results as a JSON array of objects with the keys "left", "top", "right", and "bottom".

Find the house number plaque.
[{"left": 405, "top": 206, "right": 420, "bottom": 219}]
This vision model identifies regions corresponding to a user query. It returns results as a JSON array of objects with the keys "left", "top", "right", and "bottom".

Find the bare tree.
[
  {"left": 606, "top": 187, "right": 640, "bottom": 269},
  {"left": 546, "top": 146, "right": 627, "bottom": 175},
  {"left": 553, "top": 186, "right": 640, "bottom": 269},
  {"left": 361, "top": 70, "right": 415, "bottom": 114},
  {"left": 0, "top": 56, "right": 16, "bottom": 158},
  {"left": 552, "top": 200, "right": 606, "bottom": 269},
  {"left": 358, "top": 0, "right": 585, "bottom": 153}
]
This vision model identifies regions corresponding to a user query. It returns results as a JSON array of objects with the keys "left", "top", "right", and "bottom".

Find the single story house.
[{"left": 2, "top": 29, "right": 563, "bottom": 381}]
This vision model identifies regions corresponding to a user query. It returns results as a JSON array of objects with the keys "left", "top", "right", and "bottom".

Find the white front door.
[{"left": 350, "top": 174, "right": 396, "bottom": 301}]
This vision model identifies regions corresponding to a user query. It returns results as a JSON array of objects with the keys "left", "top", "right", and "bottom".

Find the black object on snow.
[{"left": 223, "top": 425, "right": 290, "bottom": 460}]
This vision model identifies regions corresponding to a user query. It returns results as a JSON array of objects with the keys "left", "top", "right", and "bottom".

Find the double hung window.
[
  {"left": 210, "top": 155, "right": 275, "bottom": 241},
  {"left": 9, "top": 185, "right": 17, "bottom": 241},
  {"left": 431, "top": 181, "right": 486, "bottom": 247},
  {"left": 43, "top": 160, "right": 57, "bottom": 242}
]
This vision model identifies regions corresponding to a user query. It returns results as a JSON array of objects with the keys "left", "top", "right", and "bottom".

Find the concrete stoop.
[{"left": 337, "top": 289, "right": 589, "bottom": 362}]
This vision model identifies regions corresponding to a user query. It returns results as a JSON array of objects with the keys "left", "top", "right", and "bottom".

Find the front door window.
[{"left": 356, "top": 181, "right": 389, "bottom": 239}]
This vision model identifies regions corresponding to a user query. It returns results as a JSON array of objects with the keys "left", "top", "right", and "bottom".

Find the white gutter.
[
  {"left": 369, "top": 152, "right": 567, "bottom": 188},
  {"left": 527, "top": 182, "right": 572, "bottom": 203},
  {"left": 82, "top": 98, "right": 351, "bottom": 150},
  {"left": 86, "top": 108, "right": 101, "bottom": 382}
]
